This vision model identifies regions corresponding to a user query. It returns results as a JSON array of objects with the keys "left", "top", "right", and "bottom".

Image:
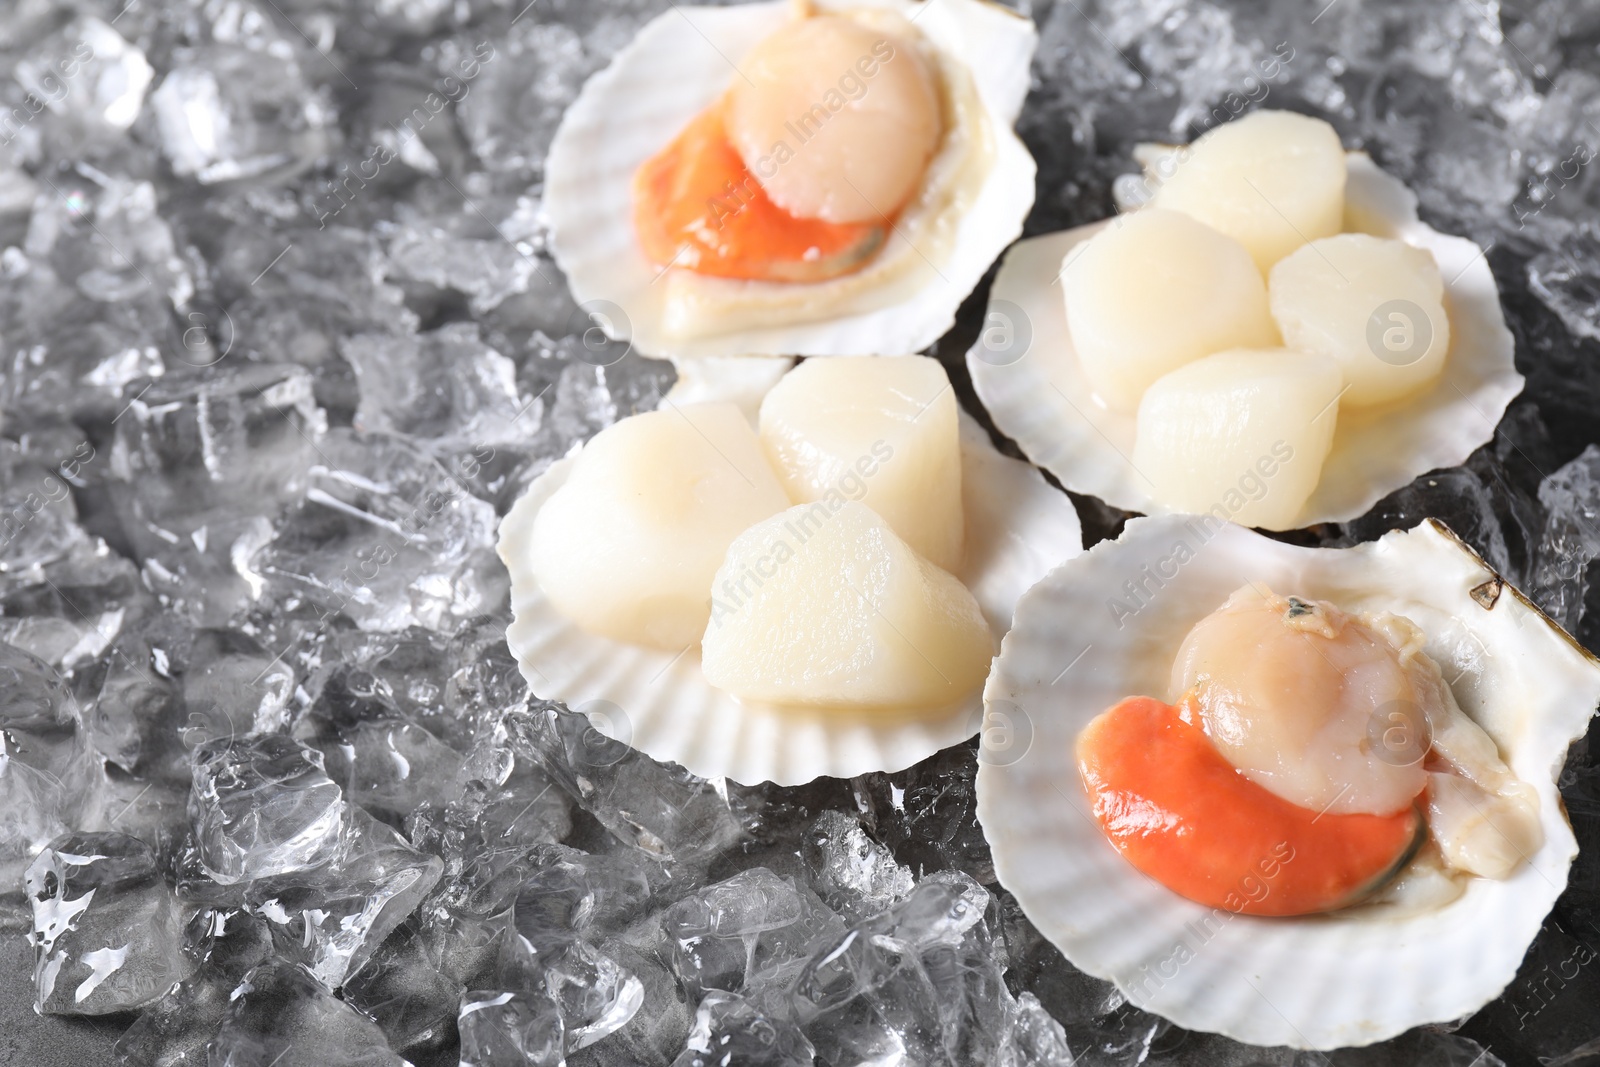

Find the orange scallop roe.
[
  {"left": 632, "top": 100, "right": 887, "bottom": 283},
  {"left": 1075, "top": 694, "right": 1423, "bottom": 917}
]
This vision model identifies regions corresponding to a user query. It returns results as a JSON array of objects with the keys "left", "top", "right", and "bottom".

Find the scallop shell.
[
  {"left": 544, "top": 0, "right": 1037, "bottom": 360},
  {"left": 497, "top": 367, "right": 1082, "bottom": 786},
  {"left": 966, "top": 152, "right": 1523, "bottom": 530},
  {"left": 976, "top": 513, "right": 1600, "bottom": 1048}
]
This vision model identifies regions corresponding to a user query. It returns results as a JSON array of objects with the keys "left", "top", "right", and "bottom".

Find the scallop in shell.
[
  {"left": 544, "top": 0, "right": 1037, "bottom": 360},
  {"left": 975, "top": 514, "right": 1600, "bottom": 1048},
  {"left": 966, "top": 150, "right": 1522, "bottom": 530},
  {"left": 497, "top": 358, "right": 1081, "bottom": 786}
]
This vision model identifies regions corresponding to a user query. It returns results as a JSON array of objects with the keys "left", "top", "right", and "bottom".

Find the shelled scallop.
[
  {"left": 967, "top": 108, "right": 1521, "bottom": 531},
  {"left": 976, "top": 514, "right": 1600, "bottom": 1048},
  {"left": 498, "top": 355, "right": 1081, "bottom": 786},
  {"left": 545, "top": 0, "right": 1038, "bottom": 359}
]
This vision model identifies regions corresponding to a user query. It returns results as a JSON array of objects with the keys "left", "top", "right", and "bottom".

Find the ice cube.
[
  {"left": 343, "top": 323, "right": 527, "bottom": 448},
  {"left": 150, "top": 45, "right": 336, "bottom": 185},
  {"left": 996, "top": 890, "right": 1124, "bottom": 1028},
  {"left": 671, "top": 989, "right": 815, "bottom": 1067},
  {"left": 1532, "top": 445, "right": 1600, "bottom": 633},
  {"left": 505, "top": 844, "right": 654, "bottom": 951},
  {"left": 13, "top": 16, "right": 153, "bottom": 132},
  {"left": 1529, "top": 235, "right": 1600, "bottom": 343},
  {"left": 213, "top": 220, "right": 416, "bottom": 417},
  {"left": 320, "top": 719, "right": 467, "bottom": 819},
  {"left": 179, "top": 629, "right": 295, "bottom": 749},
  {"left": 537, "top": 939, "right": 646, "bottom": 1051},
  {"left": 207, "top": 959, "right": 407, "bottom": 1067},
  {"left": 662, "top": 868, "right": 844, "bottom": 998},
  {"left": 803, "top": 810, "right": 916, "bottom": 922},
  {"left": 0, "top": 636, "right": 78, "bottom": 731},
  {"left": 188, "top": 734, "right": 346, "bottom": 885},
  {"left": 84, "top": 625, "right": 179, "bottom": 777},
  {"left": 24, "top": 166, "right": 190, "bottom": 306},
  {"left": 0, "top": 753, "right": 71, "bottom": 891},
  {"left": 571, "top": 938, "right": 691, "bottom": 1067},
  {"left": 113, "top": 905, "right": 277, "bottom": 1066},
  {"left": 1061, "top": 1004, "right": 1168, "bottom": 1067},
  {"left": 114, "top": 973, "right": 236, "bottom": 1067},
  {"left": 507, "top": 705, "right": 745, "bottom": 869},
  {"left": 343, "top": 912, "right": 484, "bottom": 1058},
  {"left": 385, "top": 220, "right": 541, "bottom": 314},
  {"left": 109, "top": 363, "right": 325, "bottom": 524},
  {"left": 0, "top": 641, "right": 101, "bottom": 882},
  {"left": 854, "top": 746, "right": 995, "bottom": 885},
  {"left": 445, "top": 616, "right": 535, "bottom": 734},
  {"left": 25, "top": 831, "right": 189, "bottom": 1014},
  {"left": 410, "top": 767, "right": 575, "bottom": 918},
  {"left": 251, "top": 429, "right": 502, "bottom": 633},
  {"left": 301, "top": 628, "right": 453, "bottom": 735},
  {"left": 453, "top": 21, "right": 598, "bottom": 175},
  {"left": 996, "top": 992, "right": 1075, "bottom": 1067},
  {"left": 106, "top": 363, "right": 326, "bottom": 625},
  {"left": 796, "top": 873, "right": 1007, "bottom": 1067},
  {"left": 459, "top": 986, "right": 566, "bottom": 1067},
  {"left": 0, "top": 274, "right": 170, "bottom": 419},
  {"left": 481, "top": 847, "right": 653, "bottom": 1051},
  {"left": 246, "top": 807, "right": 443, "bottom": 988}
]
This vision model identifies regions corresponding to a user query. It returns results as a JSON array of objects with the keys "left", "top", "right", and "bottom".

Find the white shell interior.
[
  {"left": 544, "top": 0, "right": 1037, "bottom": 359},
  {"left": 966, "top": 153, "right": 1524, "bottom": 529},
  {"left": 976, "top": 514, "right": 1600, "bottom": 1048},
  {"left": 498, "top": 365, "right": 1083, "bottom": 786}
]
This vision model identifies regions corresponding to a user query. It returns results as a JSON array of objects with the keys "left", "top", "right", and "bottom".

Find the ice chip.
[
  {"left": 1532, "top": 445, "right": 1600, "bottom": 634},
  {"left": 252, "top": 429, "right": 501, "bottom": 633},
  {"left": 150, "top": 45, "right": 335, "bottom": 184},
  {"left": 343, "top": 323, "right": 526, "bottom": 448},
  {"left": 796, "top": 873, "right": 1005, "bottom": 1066},
  {"left": 14, "top": 16, "right": 153, "bottom": 131},
  {"left": 385, "top": 220, "right": 541, "bottom": 313},
  {"left": 344, "top": 912, "right": 481, "bottom": 1058},
  {"left": 541, "top": 940, "right": 646, "bottom": 1050},
  {"left": 506, "top": 844, "right": 654, "bottom": 950},
  {"left": 803, "top": 810, "right": 916, "bottom": 922},
  {"left": 208, "top": 959, "right": 407, "bottom": 1067},
  {"left": 662, "top": 868, "right": 845, "bottom": 998},
  {"left": 459, "top": 986, "right": 566, "bottom": 1067},
  {"left": 506, "top": 705, "right": 745, "bottom": 867},
  {"left": 188, "top": 734, "right": 346, "bottom": 885},
  {"left": 0, "top": 641, "right": 100, "bottom": 882},
  {"left": 996, "top": 992, "right": 1076, "bottom": 1067},
  {"left": 246, "top": 807, "right": 443, "bottom": 988},
  {"left": 321, "top": 719, "right": 467, "bottom": 818},
  {"left": 671, "top": 989, "right": 815, "bottom": 1067},
  {"left": 25, "top": 831, "right": 189, "bottom": 1015},
  {"left": 455, "top": 21, "right": 596, "bottom": 175},
  {"left": 178, "top": 629, "right": 295, "bottom": 749}
]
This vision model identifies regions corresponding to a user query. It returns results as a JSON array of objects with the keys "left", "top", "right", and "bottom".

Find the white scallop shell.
[
  {"left": 544, "top": 0, "right": 1037, "bottom": 360},
  {"left": 497, "top": 368, "right": 1082, "bottom": 786},
  {"left": 976, "top": 514, "right": 1600, "bottom": 1048},
  {"left": 966, "top": 153, "right": 1524, "bottom": 530}
]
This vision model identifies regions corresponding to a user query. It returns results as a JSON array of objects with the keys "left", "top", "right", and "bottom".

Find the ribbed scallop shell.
[
  {"left": 966, "top": 153, "right": 1523, "bottom": 530},
  {"left": 498, "top": 364, "right": 1082, "bottom": 786},
  {"left": 976, "top": 514, "right": 1600, "bottom": 1048},
  {"left": 543, "top": 0, "right": 1037, "bottom": 359}
]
